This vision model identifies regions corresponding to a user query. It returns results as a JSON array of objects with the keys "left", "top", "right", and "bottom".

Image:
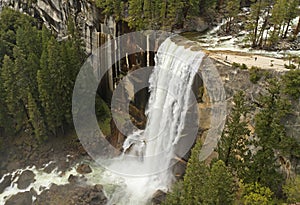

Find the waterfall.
[
  {"left": 0, "top": 37, "right": 207, "bottom": 205},
  {"left": 105, "top": 37, "right": 205, "bottom": 204}
]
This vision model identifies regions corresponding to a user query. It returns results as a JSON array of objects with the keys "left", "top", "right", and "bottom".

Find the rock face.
[
  {"left": 0, "top": 175, "right": 12, "bottom": 194},
  {"left": 5, "top": 191, "right": 32, "bottom": 205},
  {"left": 34, "top": 183, "right": 107, "bottom": 205},
  {"left": 17, "top": 170, "right": 36, "bottom": 189},
  {"left": 0, "top": 0, "right": 109, "bottom": 54}
]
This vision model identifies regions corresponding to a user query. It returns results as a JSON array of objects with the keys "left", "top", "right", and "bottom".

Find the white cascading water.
[
  {"left": 0, "top": 37, "right": 205, "bottom": 205},
  {"left": 104, "top": 37, "right": 205, "bottom": 204}
]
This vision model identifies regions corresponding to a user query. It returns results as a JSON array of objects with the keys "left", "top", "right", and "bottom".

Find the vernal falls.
[{"left": 0, "top": 36, "right": 206, "bottom": 205}]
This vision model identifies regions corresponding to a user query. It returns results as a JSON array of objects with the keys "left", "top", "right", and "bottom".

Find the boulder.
[
  {"left": 17, "top": 170, "right": 36, "bottom": 189},
  {"left": 68, "top": 174, "right": 87, "bottom": 184},
  {"left": 151, "top": 190, "right": 167, "bottom": 205},
  {"left": 0, "top": 175, "right": 12, "bottom": 194},
  {"left": 5, "top": 191, "right": 32, "bottom": 205},
  {"left": 76, "top": 163, "right": 92, "bottom": 174},
  {"left": 34, "top": 183, "right": 107, "bottom": 205}
]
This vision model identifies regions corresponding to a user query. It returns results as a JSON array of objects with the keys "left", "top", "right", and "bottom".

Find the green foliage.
[
  {"left": 182, "top": 139, "right": 209, "bottom": 204},
  {"left": 246, "top": 78, "right": 290, "bottom": 191},
  {"left": 284, "top": 63, "right": 296, "bottom": 69},
  {"left": 163, "top": 181, "right": 184, "bottom": 205},
  {"left": 28, "top": 92, "right": 47, "bottom": 141},
  {"left": 223, "top": 0, "right": 240, "bottom": 33},
  {"left": 241, "top": 182, "right": 274, "bottom": 205},
  {"left": 249, "top": 66, "right": 262, "bottom": 84},
  {"left": 165, "top": 140, "right": 236, "bottom": 205},
  {"left": 232, "top": 62, "right": 241, "bottom": 69},
  {"left": 96, "top": 96, "right": 112, "bottom": 136},
  {"left": 231, "top": 62, "right": 248, "bottom": 70},
  {"left": 283, "top": 175, "right": 300, "bottom": 203},
  {"left": 202, "top": 160, "right": 237, "bottom": 205},
  {"left": 217, "top": 91, "right": 251, "bottom": 179},
  {"left": 163, "top": 139, "right": 209, "bottom": 204},
  {"left": 96, "top": 0, "right": 124, "bottom": 20},
  {"left": 241, "top": 63, "right": 248, "bottom": 70},
  {"left": 282, "top": 69, "right": 300, "bottom": 99},
  {"left": 0, "top": 9, "right": 85, "bottom": 139}
]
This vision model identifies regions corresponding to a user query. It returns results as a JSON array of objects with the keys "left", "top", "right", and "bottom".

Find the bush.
[
  {"left": 232, "top": 62, "right": 241, "bottom": 69},
  {"left": 283, "top": 175, "right": 300, "bottom": 203},
  {"left": 232, "top": 62, "right": 248, "bottom": 70},
  {"left": 284, "top": 64, "right": 297, "bottom": 69},
  {"left": 249, "top": 66, "right": 262, "bottom": 84},
  {"left": 241, "top": 182, "right": 274, "bottom": 205},
  {"left": 241, "top": 63, "right": 248, "bottom": 70},
  {"left": 282, "top": 69, "right": 300, "bottom": 99}
]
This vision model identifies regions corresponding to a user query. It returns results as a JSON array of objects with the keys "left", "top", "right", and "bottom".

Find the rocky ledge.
[{"left": 5, "top": 183, "right": 107, "bottom": 205}]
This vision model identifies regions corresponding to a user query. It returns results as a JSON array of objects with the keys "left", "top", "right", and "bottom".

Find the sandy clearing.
[{"left": 206, "top": 50, "right": 291, "bottom": 71}]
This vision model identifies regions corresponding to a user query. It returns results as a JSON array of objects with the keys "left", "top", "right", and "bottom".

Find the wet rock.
[
  {"left": 151, "top": 190, "right": 167, "bottom": 205},
  {"left": 34, "top": 183, "right": 107, "bottom": 205},
  {"left": 0, "top": 175, "right": 12, "bottom": 194},
  {"left": 5, "top": 191, "right": 32, "bottom": 205},
  {"left": 6, "top": 161, "right": 21, "bottom": 172},
  {"left": 76, "top": 163, "right": 92, "bottom": 174},
  {"left": 68, "top": 174, "right": 87, "bottom": 184},
  {"left": 17, "top": 170, "right": 36, "bottom": 189},
  {"left": 43, "top": 162, "right": 57, "bottom": 174}
]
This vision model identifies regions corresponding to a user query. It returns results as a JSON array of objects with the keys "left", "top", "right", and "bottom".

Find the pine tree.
[
  {"left": 246, "top": 0, "right": 271, "bottom": 48},
  {"left": 269, "top": 0, "right": 286, "bottom": 46},
  {"left": 224, "top": 0, "right": 240, "bottom": 33},
  {"left": 217, "top": 91, "right": 251, "bottom": 179},
  {"left": 246, "top": 78, "right": 290, "bottom": 191},
  {"left": 0, "top": 70, "right": 12, "bottom": 134},
  {"left": 28, "top": 92, "right": 47, "bottom": 141},
  {"left": 203, "top": 160, "right": 237, "bottom": 205},
  {"left": 1, "top": 54, "right": 27, "bottom": 131},
  {"left": 182, "top": 139, "right": 209, "bottom": 204},
  {"left": 38, "top": 37, "right": 64, "bottom": 135},
  {"left": 128, "top": 0, "right": 145, "bottom": 29},
  {"left": 163, "top": 139, "right": 209, "bottom": 205}
]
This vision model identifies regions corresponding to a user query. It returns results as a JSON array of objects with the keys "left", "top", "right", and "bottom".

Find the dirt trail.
[{"left": 207, "top": 50, "right": 290, "bottom": 71}]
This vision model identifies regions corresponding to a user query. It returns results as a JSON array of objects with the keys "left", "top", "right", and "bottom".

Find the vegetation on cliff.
[
  {"left": 166, "top": 72, "right": 300, "bottom": 203},
  {"left": 95, "top": 0, "right": 300, "bottom": 49},
  {"left": 0, "top": 9, "right": 86, "bottom": 140}
]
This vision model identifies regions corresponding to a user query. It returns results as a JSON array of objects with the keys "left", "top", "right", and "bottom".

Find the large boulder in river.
[
  {"left": 151, "top": 190, "right": 167, "bottom": 205},
  {"left": 0, "top": 175, "right": 12, "bottom": 194},
  {"left": 34, "top": 183, "right": 107, "bottom": 205},
  {"left": 76, "top": 163, "right": 92, "bottom": 174},
  {"left": 5, "top": 191, "right": 32, "bottom": 205},
  {"left": 17, "top": 170, "right": 36, "bottom": 189}
]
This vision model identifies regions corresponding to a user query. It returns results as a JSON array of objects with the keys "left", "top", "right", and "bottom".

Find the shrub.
[
  {"left": 241, "top": 63, "right": 248, "bottom": 70},
  {"left": 249, "top": 66, "right": 262, "bottom": 84},
  {"left": 232, "top": 62, "right": 241, "bottom": 69},
  {"left": 241, "top": 182, "right": 274, "bottom": 205},
  {"left": 284, "top": 64, "right": 297, "bottom": 69},
  {"left": 282, "top": 69, "right": 300, "bottom": 99},
  {"left": 232, "top": 62, "right": 248, "bottom": 70},
  {"left": 283, "top": 175, "right": 300, "bottom": 203}
]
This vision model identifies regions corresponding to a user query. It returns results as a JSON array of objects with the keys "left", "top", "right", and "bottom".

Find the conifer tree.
[
  {"left": 246, "top": 78, "right": 290, "bottom": 191},
  {"left": 182, "top": 139, "right": 209, "bottom": 204},
  {"left": 217, "top": 91, "right": 251, "bottom": 179},
  {"left": 1, "top": 54, "right": 27, "bottom": 131},
  {"left": 203, "top": 160, "right": 236, "bottom": 205},
  {"left": 28, "top": 92, "right": 47, "bottom": 141}
]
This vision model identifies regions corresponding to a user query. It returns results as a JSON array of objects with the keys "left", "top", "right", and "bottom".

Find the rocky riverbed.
[{"left": 0, "top": 131, "right": 109, "bottom": 205}]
